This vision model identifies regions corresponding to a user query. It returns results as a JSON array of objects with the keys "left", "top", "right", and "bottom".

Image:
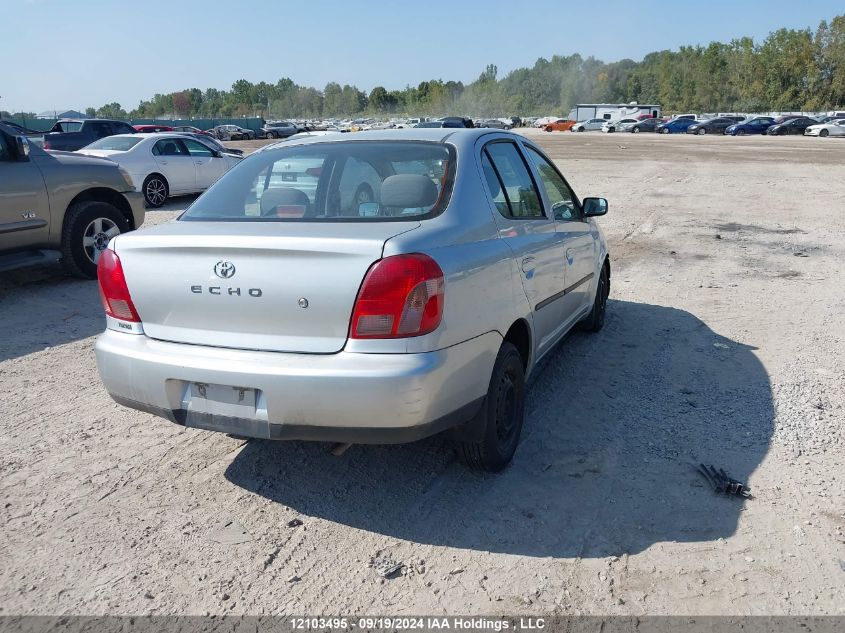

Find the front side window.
[
  {"left": 482, "top": 142, "right": 543, "bottom": 219},
  {"left": 182, "top": 141, "right": 454, "bottom": 222},
  {"left": 524, "top": 146, "right": 578, "bottom": 221},
  {"left": 183, "top": 139, "right": 214, "bottom": 157}
]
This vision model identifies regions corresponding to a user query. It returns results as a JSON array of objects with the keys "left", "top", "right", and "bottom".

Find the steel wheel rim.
[
  {"left": 598, "top": 274, "right": 608, "bottom": 323},
  {"left": 495, "top": 372, "right": 517, "bottom": 443},
  {"left": 82, "top": 217, "right": 120, "bottom": 264},
  {"left": 145, "top": 178, "right": 166, "bottom": 205}
]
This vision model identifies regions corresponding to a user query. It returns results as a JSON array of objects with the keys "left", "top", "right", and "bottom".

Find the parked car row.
[{"left": 537, "top": 110, "right": 844, "bottom": 139}]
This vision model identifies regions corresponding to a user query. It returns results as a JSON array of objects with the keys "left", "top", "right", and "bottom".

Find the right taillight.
[
  {"left": 97, "top": 248, "right": 141, "bottom": 323},
  {"left": 350, "top": 254, "right": 444, "bottom": 339}
]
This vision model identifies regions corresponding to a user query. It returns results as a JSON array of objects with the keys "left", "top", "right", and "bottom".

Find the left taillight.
[{"left": 97, "top": 248, "right": 141, "bottom": 322}]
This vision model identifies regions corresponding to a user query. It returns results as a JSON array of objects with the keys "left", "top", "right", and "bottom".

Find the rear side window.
[
  {"left": 90, "top": 121, "right": 112, "bottom": 138},
  {"left": 55, "top": 121, "right": 83, "bottom": 132},
  {"left": 482, "top": 142, "right": 544, "bottom": 219},
  {"left": 152, "top": 139, "right": 188, "bottom": 156},
  {"left": 182, "top": 141, "right": 455, "bottom": 222}
]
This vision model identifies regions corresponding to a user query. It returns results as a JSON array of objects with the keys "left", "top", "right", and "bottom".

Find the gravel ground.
[{"left": 0, "top": 131, "right": 843, "bottom": 616}]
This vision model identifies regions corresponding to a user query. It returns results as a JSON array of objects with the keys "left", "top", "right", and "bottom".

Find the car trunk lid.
[{"left": 114, "top": 220, "right": 420, "bottom": 353}]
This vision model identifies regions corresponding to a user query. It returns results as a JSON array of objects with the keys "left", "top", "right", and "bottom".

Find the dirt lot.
[{"left": 1, "top": 131, "right": 843, "bottom": 616}]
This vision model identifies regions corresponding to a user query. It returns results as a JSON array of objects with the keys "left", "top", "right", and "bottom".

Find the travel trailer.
[{"left": 569, "top": 103, "right": 662, "bottom": 122}]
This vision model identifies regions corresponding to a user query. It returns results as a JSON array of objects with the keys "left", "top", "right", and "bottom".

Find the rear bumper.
[{"left": 95, "top": 329, "right": 501, "bottom": 444}]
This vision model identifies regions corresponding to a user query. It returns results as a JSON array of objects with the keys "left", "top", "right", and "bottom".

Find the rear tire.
[
  {"left": 60, "top": 201, "right": 129, "bottom": 279},
  {"left": 580, "top": 263, "right": 609, "bottom": 333},
  {"left": 142, "top": 174, "right": 169, "bottom": 208},
  {"left": 354, "top": 184, "right": 374, "bottom": 206},
  {"left": 454, "top": 342, "right": 525, "bottom": 472},
  {"left": 632, "top": 127, "right": 640, "bottom": 133}
]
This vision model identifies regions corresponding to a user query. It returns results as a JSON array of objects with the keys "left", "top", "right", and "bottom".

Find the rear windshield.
[
  {"left": 85, "top": 136, "right": 142, "bottom": 151},
  {"left": 182, "top": 141, "right": 455, "bottom": 222}
]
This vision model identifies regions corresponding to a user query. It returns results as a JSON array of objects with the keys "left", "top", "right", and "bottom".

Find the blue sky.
[{"left": 2, "top": 0, "right": 842, "bottom": 112}]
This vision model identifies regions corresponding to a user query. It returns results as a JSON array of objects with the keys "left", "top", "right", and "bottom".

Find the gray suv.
[
  {"left": 0, "top": 123, "right": 145, "bottom": 278},
  {"left": 94, "top": 129, "right": 609, "bottom": 471}
]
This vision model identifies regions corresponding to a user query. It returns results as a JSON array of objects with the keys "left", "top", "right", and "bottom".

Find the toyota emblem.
[{"left": 214, "top": 261, "right": 236, "bottom": 279}]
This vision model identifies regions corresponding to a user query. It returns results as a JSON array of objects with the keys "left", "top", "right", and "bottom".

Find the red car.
[
  {"left": 133, "top": 124, "right": 173, "bottom": 133},
  {"left": 172, "top": 125, "right": 213, "bottom": 137}
]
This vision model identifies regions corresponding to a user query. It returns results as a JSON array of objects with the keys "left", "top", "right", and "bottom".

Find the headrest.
[
  {"left": 380, "top": 174, "right": 438, "bottom": 209},
  {"left": 260, "top": 188, "right": 310, "bottom": 216}
]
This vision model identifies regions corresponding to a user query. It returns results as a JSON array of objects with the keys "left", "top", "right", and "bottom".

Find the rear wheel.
[
  {"left": 60, "top": 201, "right": 129, "bottom": 279},
  {"left": 820, "top": 129, "right": 829, "bottom": 138},
  {"left": 142, "top": 174, "right": 169, "bottom": 208},
  {"left": 632, "top": 127, "right": 641, "bottom": 133},
  {"left": 454, "top": 342, "right": 525, "bottom": 472},
  {"left": 580, "top": 263, "right": 609, "bottom": 333},
  {"left": 354, "top": 184, "right": 374, "bottom": 207}
]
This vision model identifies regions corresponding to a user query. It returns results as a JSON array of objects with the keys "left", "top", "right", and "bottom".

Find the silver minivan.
[{"left": 95, "top": 129, "right": 610, "bottom": 471}]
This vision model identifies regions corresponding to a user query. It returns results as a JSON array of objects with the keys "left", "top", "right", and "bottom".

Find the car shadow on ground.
[
  {"left": 225, "top": 298, "right": 774, "bottom": 558},
  {"left": 0, "top": 265, "right": 104, "bottom": 362}
]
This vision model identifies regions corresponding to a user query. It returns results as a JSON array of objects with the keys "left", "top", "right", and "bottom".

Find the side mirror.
[
  {"left": 583, "top": 197, "right": 608, "bottom": 217},
  {"left": 15, "top": 136, "right": 31, "bottom": 160}
]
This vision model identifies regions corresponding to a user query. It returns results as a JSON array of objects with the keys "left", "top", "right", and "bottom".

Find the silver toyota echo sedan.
[{"left": 95, "top": 128, "right": 610, "bottom": 471}]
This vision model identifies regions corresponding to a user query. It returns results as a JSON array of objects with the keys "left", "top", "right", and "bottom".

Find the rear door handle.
[
  {"left": 159, "top": 160, "right": 168, "bottom": 165},
  {"left": 521, "top": 256, "right": 536, "bottom": 273}
]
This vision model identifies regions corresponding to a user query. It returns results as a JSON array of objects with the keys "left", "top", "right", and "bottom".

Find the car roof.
[
  {"left": 104, "top": 132, "right": 198, "bottom": 141},
  {"left": 266, "top": 127, "right": 522, "bottom": 150}
]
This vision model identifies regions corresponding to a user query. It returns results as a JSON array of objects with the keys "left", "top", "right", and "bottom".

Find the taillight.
[
  {"left": 97, "top": 248, "right": 141, "bottom": 322},
  {"left": 42, "top": 140, "right": 51, "bottom": 150},
  {"left": 350, "top": 254, "right": 444, "bottom": 339}
]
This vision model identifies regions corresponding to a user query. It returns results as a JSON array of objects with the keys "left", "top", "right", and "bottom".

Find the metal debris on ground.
[
  {"left": 697, "top": 464, "right": 753, "bottom": 498},
  {"left": 286, "top": 518, "right": 303, "bottom": 528},
  {"left": 370, "top": 555, "right": 403, "bottom": 578}
]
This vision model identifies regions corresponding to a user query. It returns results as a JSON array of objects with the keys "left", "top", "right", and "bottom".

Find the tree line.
[{"left": 5, "top": 15, "right": 843, "bottom": 121}]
